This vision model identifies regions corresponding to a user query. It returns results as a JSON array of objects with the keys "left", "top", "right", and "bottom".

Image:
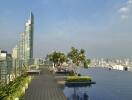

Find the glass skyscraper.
[
  {"left": 18, "top": 12, "right": 34, "bottom": 60},
  {"left": 14, "top": 12, "right": 34, "bottom": 68},
  {"left": 24, "top": 12, "right": 34, "bottom": 60}
]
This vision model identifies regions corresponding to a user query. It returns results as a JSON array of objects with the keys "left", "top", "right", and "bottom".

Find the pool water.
[{"left": 64, "top": 67, "right": 132, "bottom": 100}]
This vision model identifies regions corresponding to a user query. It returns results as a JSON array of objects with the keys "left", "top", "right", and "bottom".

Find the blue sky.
[{"left": 0, "top": 0, "right": 132, "bottom": 58}]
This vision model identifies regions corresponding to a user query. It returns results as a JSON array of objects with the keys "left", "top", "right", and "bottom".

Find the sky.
[{"left": 0, "top": 0, "right": 132, "bottom": 59}]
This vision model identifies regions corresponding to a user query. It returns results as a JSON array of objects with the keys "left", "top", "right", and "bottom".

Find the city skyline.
[
  {"left": 0, "top": 0, "right": 132, "bottom": 58},
  {"left": 12, "top": 12, "right": 34, "bottom": 60}
]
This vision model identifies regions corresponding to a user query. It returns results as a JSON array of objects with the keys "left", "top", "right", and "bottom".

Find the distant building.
[
  {"left": 17, "top": 12, "right": 34, "bottom": 60},
  {"left": 12, "top": 45, "right": 18, "bottom": 59},
  {"left": 0, "top": 50, "right": 13, "bottom": 84},
  {"left": 13, "top": 12, "right": 34, "bottom": 67},
  {"left": 0, "top": 50, "right": 7, "bottom": 83},
  {"left": 34, "top": 58, "right": 44, "bottom": 65},
  {"left": 0, "top": 12, "right": 34, "bottom": 84},
  {"left": 112, "top": 65, "right": 128, "bottom": 71}
]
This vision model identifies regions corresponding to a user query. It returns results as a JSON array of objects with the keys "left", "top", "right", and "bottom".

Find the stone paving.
[{"left": 24, "top": 67, "right": 66, "bottom": 100}]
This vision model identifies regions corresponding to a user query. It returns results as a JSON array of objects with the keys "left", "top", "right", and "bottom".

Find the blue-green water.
[{"left": 64, "top": 67, "right": 132, "bottom": 100}]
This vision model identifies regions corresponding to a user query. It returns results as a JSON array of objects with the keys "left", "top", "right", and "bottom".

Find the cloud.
[
  {"left": 121, "top": 14, "right": 129, "bottom": 19},
  {"left": 128, "top": 0, "right": 132, "bottom": 4},
  {"left": 119, "top": 7, "right": 129, "bottom": 13},
  {"left": 118, "top": 0, "right": 132, "bottom": 19}
]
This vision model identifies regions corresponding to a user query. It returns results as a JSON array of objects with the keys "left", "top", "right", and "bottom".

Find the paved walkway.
[{"left": 24, "top": 67, "right": 66, "bottom": 100}]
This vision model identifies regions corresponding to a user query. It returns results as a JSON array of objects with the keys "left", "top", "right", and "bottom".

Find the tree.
[
  {"left": 83, "top": 59, "right": 91, "bottom": 68},
  {"left": 87, "top": 59, "right": 91, "bottom": 65},
  {"left": 59, "top": 53, "right": 67, "bottom": 65},
  {"left": 67, "top": 47, "right": 87, "bottom": 66},
  {"left": 47, "top": 47, "right": 91, "bottom": 68},
  {"left": 67, "top": 47, "right": 79, "bottom": 65},
  {"left": 47, "top": 51, "right": 67, "bottom": 67}
]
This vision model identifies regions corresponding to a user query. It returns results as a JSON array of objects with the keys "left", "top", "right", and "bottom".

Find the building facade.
[
  {"left": 0, "top": 50, "right": 13, "bottom": 84},
  {"left": 24, "top": 12, "right": 34, "bottom": 60},
  {"left": 12, "top": 45, "right": 18, "bottom": 59},
  {"left": 17, "top": 12, "right": 34, "bottom": 61}
]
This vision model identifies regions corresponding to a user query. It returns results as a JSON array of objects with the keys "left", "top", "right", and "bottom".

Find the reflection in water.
[{"left": 64, "top": 86, "right": 90, "bottom": 100}]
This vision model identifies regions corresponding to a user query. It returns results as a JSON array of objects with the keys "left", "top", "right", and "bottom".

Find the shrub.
[
  {"left": 66, "top": 76, "right": 91, "bottom": 82},
  {"left": 0, "top": 75, "right": 31, "bottom": 100}
]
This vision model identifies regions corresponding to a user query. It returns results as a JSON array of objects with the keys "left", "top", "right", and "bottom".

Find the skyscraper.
[
  {"left": 17, "top": 12, "right": 34, "bottom": 60},
  {"left": 11, "top": 12, "right": 34, "bottom": 69},
  {"left": 24, "top": 12, "right": 34, "bottom": 60}
]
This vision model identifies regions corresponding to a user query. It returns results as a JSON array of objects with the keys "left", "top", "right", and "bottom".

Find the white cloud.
[
  {"left": 119, "top": 7, "right": 129, "bottom": 13},
  {"left": 118, "top": 0, "right": 132, "bottom": 19},
  {"left": 128, "top": 0, "right": 132, "bottom": 4},
  {"left": 121, "top": 15, "right": 129, "bottom": 19}
]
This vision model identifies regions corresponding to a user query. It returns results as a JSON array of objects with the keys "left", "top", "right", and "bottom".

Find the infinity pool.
[{"left": 64, "top": 67, "right": 132, "bottom": 100}]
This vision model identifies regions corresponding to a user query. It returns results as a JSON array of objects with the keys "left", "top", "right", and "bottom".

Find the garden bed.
[
  {"left": 0, "top": 75, "right": 32, "bottom": 100},
  {"left": 66, "top": 76, "right": 92, "bottom": 82},
  {"left": 65, "top": 76, "right": 96, "bottom": 87}
]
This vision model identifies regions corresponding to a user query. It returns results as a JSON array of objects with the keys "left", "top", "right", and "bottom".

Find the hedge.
[
  {"left": 66, "top": 76, "right": 91, "bottom": 82},
  {"left": 0, "top": 75, "right": 32, "bottom": 100}
]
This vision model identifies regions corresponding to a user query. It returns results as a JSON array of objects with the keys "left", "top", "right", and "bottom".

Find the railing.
[
  {"left": 0, "top": 58, "right": 34, "bottom": 84},
  {"left": 0, "top": 58, "right": 44, "bottom": 84}
]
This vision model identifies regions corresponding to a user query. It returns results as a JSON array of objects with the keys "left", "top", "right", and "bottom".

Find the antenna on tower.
[{"left": 29, "top": 11, "right": 34, "bottom": 24}]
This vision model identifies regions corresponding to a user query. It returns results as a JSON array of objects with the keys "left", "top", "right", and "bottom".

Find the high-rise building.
[
  {"left": 17, "top": 12, "right": 34, "bottom": 60},
  {"left": 18, "top": 32, "right": 25, "bottom": 59},
  {"left": 12, "top": 45, "right": 18, "bottom": 59},
  {"left": 0, "top": 50, "right": 13, "bottom": 84},
  {"left": 24, "top": 12, "right": 34, "bottom": 60}
]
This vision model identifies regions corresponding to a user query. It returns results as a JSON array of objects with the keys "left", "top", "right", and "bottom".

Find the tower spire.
[{"left": 29, "top": 11, "right": 34, "bottom": 24}]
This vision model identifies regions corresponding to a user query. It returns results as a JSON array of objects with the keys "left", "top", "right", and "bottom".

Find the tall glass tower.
[
  {"left": 16, "top": 12, "right": 34, "bottom": 67},
  {"left": 24, "top": 12, "right": 34, "bottom": 60}
]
